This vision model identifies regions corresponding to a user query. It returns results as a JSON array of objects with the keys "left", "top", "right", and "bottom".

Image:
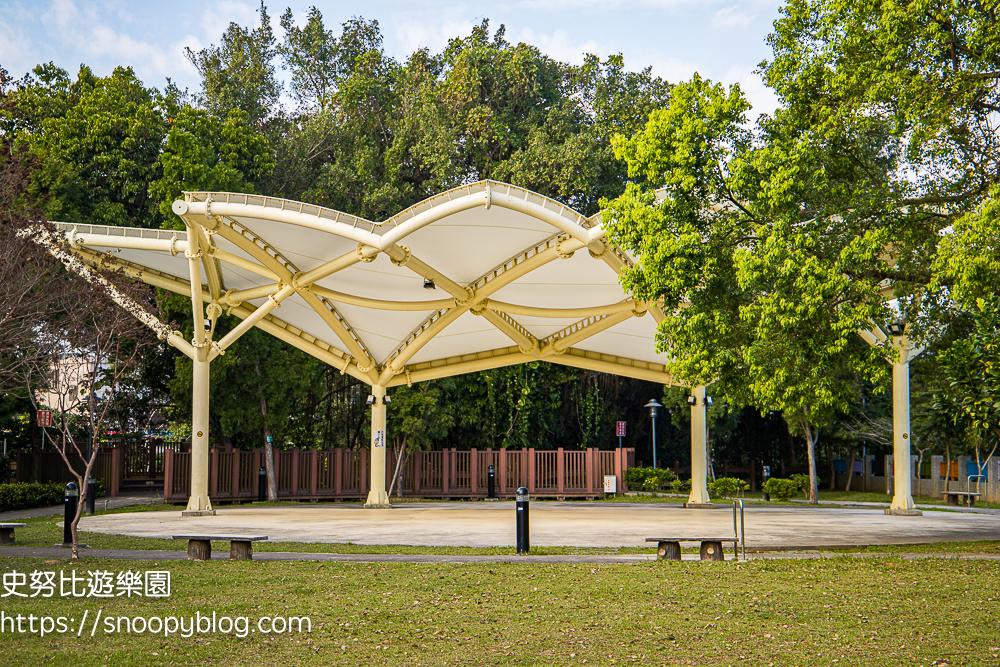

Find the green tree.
[
  {"left": 2, "top": 64, "right": 167, "bottom": 228},
  {"left": 185, "top": 2, "right": 280, "bottom": 129}
]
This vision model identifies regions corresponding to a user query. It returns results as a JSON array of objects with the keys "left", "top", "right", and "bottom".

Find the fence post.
[
  {"left": 231, "top": 449, "right": 241, "bottom": 498},
  {"left": 110, "top": 447, "right": 121, "bottom": 497},
  {"left": 451, "top": 448, "right": 458, "bottom": 494},
  {"left": 557, "top": 448, "right": 565, "bottom": 494},
  {"left": 210, "top": 448, "right": 219, "bottom": 498},
  {"left": 441, "top": 450, "right": 449, "bottom": 496},
  {"left": 471, "top": 448, "right": 478, "bottom": 496},
  {"left": 528, "top": 448, "right": 536, "bottom": 494},
  {"left": 334, "top": 448, "right": 343, "bottom": 496},
  {"left": 414, "top": 452, "right": 422, "bottom": 495},
  {"left": 164, "top": 449, "right": 173, "bottom": 501},
  {"left": 750, "top": 460, "right": 756, "bottom": 492},
  {"left": 586, "top": 448, "right": 595, "bottom": 494},
  {"left": 360, "top": 449, "right": 368, "bottom": 495},
  {"left": 310, "top": 449, "right": 318, "bottom": 498},
  {"left": 499, "top": 449, "right": 507, "bottom": 496},
  {"left": 291, "top": 448, "right": 300, "bottom": 498}
]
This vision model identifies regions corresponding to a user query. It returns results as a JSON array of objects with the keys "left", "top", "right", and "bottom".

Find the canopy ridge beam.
[
  {"left": 292, "top": 246, "right": 372, "bottom": 289},
  {"left": 28, "top": 229, "right": 197, "bottom": 360},
  {"left": 298, "top": 290, "right": 380, "bottom": 383},
  {"left": 539, "top": 310, "right": 640, "bottom": 358},
  {"left": 383, "top": 244, "right": 473, "bottom": 303},
  {"left": 380, "top": 234, "right": 589, "bottom": 381},
  {"left": 208, "top": 246, "right": 280, "bottom": 282},
  {"left": 486, "top": 298, "right": 639, "bottom": 319},
  {"left": 201, "top": 217, "right": 378, "bottom": 380},
  {"left": 193, "top": 225, "right": 224, "bottom": 301},
  {"left": 480, "top": 309, "right": 539, "bottom": 355},
  {"left": 546, "top": 348, "right": 674, "bottom": 385},
  {"left": 208, "top": 284, "right": 297, "bottom": 360}
]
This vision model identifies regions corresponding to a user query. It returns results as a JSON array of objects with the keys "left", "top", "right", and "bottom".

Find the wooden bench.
[
  {"left": 645, "top": 537, "right": 739, "bottom": 562},
  {"left": 942, "top": 491, "right": 980, "bottom": 507},
  {"left": 0, "top": 523, "right": 27, "bottom": 546},
  {"left": 172, "top": 535, "right": 268, "bottom": 561}
]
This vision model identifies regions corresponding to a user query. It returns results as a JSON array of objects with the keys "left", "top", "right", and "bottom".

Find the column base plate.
[
  {"left": 884, "top": 508, "right": 923, "bottom": 516},
  {"left": 181, "top": 510, "right": 217, "bottom": 517},
  {"left": 363, "top": 503, "right": 393, "bottom": 509},
  {"left": 684, "top": 503, "right": 716, "bottom": 509}
]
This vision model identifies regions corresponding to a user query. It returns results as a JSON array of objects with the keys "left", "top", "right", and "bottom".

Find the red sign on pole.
[
  {"left": 37, "top": 410, "right": 52, "bottom": 427},
  {"left": 616, "top": 421, "right": 626, "bottom": 437}
]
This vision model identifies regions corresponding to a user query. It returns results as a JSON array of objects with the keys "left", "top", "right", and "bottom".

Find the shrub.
[
  {"left": 670, "top": 478, "right": 691, "bottom": 494},
  {"left": 763, "top": 478, "right": 800, "bottom": 501},
  {"left": 708, "top": 476, "right": 749, "bottom": 498},
  {"left": 789, "top": 473, "right": 811, "bottom": 496},
  {"left": 624, "top": 466, "right": 677, "bottom": 492},
  {"left": 0, "top": 482, "right": 66, "bottom": 512}
]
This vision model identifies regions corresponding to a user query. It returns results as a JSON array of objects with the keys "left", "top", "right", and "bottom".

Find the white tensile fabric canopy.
[
  {"left": 57, "top": 180, "right": 674, "bottom": 388},
  {"left": 49, "top": 180, "right": 713, "bottom": 511}
]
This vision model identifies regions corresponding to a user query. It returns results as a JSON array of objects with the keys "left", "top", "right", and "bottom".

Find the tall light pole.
[{"left": 644, "top": 399, "right": 663, "bottom": 469}]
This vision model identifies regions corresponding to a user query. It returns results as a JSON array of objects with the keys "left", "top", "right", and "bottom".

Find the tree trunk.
[
  {"left": 255, "top": 362, "right": 277, "bottom": 501},
  {"left": 844, "top": 449, "right": 856, "bottom": 493},
  {"left": 800, "top": 410, "right": 818, "bottom": 504},
  {"left": 944, "top": 441, "right": 951, "bottom": 494}
]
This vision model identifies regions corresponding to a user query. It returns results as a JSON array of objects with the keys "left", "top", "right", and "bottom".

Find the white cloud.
[
  {"left": 199, "top": 0, "right": 258, "bottom": 47},
  {"left": 393, "top": 19, "right": 477, "bottom": 57},
  {"left": 711, "top": 5, "right": 755, "bottom": 28},
  {"left": 721, "top": 64, "right": 778, "bottom": 120},
  {"left": 515, "top": 27, "right": 602, "bottom": 65}
]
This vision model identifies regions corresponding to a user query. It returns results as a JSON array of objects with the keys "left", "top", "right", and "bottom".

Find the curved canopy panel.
[{"left": 55, "top": 180, "right": 674, "bottom": 387}]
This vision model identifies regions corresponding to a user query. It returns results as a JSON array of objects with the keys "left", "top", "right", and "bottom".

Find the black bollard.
[
  {"left": 63, "top": 482, "right": 78, "bottom": 545},
  {"left": 487, "top": 464, "right": 496, "bottom": 499},
  {"left": 257, "top": 466, "right": 267, "bottom": 502},
  {"left": 761, "top": 465, "right": 771, "bottom": 502},
  {"left": 86, "top": 475, "right": 96, "bottom": 516},
  {"left": 515, "top": 487, "right": 529, "bottom": 554}
]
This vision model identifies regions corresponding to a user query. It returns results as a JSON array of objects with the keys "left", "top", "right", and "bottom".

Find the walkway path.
[
  {"left": 74, "top": 501, "right": 1000, "bottom": 549},
  {"left": 0, "top": 494, "right": 161, "bottom": 523}
]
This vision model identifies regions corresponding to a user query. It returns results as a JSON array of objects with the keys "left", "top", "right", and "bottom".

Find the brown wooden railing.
[
  {"left": 163, "top": 447, "right": 635, "bottom": 503},
  {"left": 16, "top": 447, "right": 121, "bottom": 496}
]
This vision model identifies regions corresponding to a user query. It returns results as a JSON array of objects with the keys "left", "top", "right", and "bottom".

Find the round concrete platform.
[{"left": 78, "top": 502, "right": 1000, "bottom": 548}]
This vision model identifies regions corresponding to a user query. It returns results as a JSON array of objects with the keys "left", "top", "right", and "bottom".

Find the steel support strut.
[
  {"left": 888, "top": 335, "right": 921, "bottom": 515},
  {"left": 365, "top": 386, "right": 391, "bottom": 508},
  {"left": 687, "top": 385, "right": 712, "bottom": 506}
]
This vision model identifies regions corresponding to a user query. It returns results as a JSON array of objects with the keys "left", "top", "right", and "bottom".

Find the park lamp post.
[{"left": 644, "top": 399, "right": 663, "bottom": 469}]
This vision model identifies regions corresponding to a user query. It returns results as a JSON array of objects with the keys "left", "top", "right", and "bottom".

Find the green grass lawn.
[{"left": 0, "top": 555, "right": 997, "bottom": 666}]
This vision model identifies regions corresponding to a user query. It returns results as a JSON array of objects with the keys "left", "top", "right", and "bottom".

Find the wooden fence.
[
  {"left": 16, "top": 448, "right": 121, "bottom": 496},
  {"left": 163, "top": 447, "right": 635, "bottom": 503}
]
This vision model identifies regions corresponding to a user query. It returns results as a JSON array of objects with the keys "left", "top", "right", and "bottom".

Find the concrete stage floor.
[{"left": 78, "top": 502, "right": 1000, "bottom": 549}]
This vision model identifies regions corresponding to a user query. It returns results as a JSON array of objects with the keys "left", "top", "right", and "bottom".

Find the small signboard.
[
  {"left": 616, "top": 421, "right": 626, "bottom": 437},
  {"left": 37, "top": 410, "right": 52, "bottom": 427},
  {"left": 266, "top": 435, "right": 273, "bottom": 443},
  {"left": 373, "top": 430, "right": 386, "bottom": 448},
  {"left": 603, "top": 475, "right": 617, "bottom": 494}
]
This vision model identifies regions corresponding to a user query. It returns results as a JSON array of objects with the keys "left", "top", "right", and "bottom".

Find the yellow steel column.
[
  {"left": 183, "top": 223, "right": 215, "bottom": 516},
  {"left": 365, "top": 385, "right": 391, "bottom": 508},
  {"left": 687, "top": 385, "right": 713, "bottom": 507},
  {"left": 887, "top": 337, "right": 921, "bottom": 516}
]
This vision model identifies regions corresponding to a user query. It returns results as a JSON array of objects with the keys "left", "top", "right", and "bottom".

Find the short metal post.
[
  {"left": 257, "top": 466, "right": 267, "bottom": 502},
  {"left": 761, "top": 465, "right": 771, "bottom": 501},
  {"left": 488, "top": 464, "right": 496, "bottom": 499},
  {"left": 63, "top": 482, "right": 78, "bottom": 545},
  {"left": 515, "top": 487, "right": 529, "bottom": 554},
  {"left": 86, "top": 475, "right": 96, "bottom": 516}
]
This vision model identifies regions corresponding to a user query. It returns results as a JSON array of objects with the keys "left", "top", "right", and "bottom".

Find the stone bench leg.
[
  {"left": 946, "top": 495, "right": 958, "bottom": 506},
  {"left": 187, "top": 539, "right": 211, "bottom": 561},
  {"left": 699, "top": 541, "right": 724, "bottom": 562},
  {"left": 0, "top": 527, "right": 15, "bottom": 546},
  {"left": 656, "top": 541, "right": 681, "bottom": 561},
  {"left": 230, "top": 540, "right": 254, "bottom": 561}
]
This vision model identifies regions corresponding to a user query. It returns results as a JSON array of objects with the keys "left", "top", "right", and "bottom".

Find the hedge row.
[{"left": 0, "top": 482, "right": 66, "bottom": 512}]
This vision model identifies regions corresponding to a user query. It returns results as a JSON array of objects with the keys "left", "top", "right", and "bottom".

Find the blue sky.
[{"left": 0, "top": 0, "right": 784, "bottom": 116}]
